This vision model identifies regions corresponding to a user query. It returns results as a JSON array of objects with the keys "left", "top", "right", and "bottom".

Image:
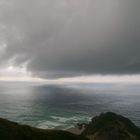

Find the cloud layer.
[{"left": 0, "top": 0, "right": 140, "bottom": 79}]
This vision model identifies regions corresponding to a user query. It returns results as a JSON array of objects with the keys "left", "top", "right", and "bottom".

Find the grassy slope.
[
  {"left": 82, "top": 112, "right": 140, "bottom": 140},
  {"left": 0, "top": 118, "right": 88, "bottom": 140}
]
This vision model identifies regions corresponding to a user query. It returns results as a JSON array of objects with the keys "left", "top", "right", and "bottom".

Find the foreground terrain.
[{"left": 0, "top": 112, "right": 139, "bottom": 140}]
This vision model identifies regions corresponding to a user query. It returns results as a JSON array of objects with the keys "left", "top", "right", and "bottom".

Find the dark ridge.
[
  {"left": 0, "top": 112, "right": 140, "bottom": 140},
  {"left": 0, "top": 118, "right": 88, "bottom": 140},
  {"left": 82, "top": 112, "right": 140, "bottom": 140}
]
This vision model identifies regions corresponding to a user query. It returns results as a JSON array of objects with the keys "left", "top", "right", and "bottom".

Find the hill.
[
  {"left": 0, "top": 117, "right": 87, "bottom": 140},
  {"left": 82, "top": 112, "right": 140, "bottom": 140},
  {"left": 0, "top": 112, "right": 139, "bottom": 140}
]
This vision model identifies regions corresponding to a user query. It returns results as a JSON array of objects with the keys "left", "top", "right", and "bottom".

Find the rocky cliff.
[
  {"left": 0, "top": 112, "right": 139, "bottom": 140},
  {"left": 82, "top": 112, "right": 140, "bottom": 140}
]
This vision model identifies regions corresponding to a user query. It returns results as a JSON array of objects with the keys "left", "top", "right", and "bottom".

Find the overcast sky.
[{"left": 0, "top": 0, "right": 140, "bottom": 81}]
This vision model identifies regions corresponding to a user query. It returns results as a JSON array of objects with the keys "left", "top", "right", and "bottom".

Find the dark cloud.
[{"left": 0, "top": 0, "right": 140, "bottom": 78}]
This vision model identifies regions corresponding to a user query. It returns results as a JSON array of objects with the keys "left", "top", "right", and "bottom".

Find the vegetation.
[
  {"left": 82, "top": 112, "right": 140, "bottom": 140},
  {"left": 0, "top": 112, "right": 139, "bottom": 140},
  {"left": 0, "top": 118, "right": 87, "bottom": 140}
]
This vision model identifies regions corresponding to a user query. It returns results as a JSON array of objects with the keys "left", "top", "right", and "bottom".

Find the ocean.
[{"left": 0, "top": 82, "right": 140, "bottom": 129}]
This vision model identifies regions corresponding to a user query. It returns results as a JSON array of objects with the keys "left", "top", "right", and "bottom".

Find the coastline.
[{"left": 0, "top": 112, "right": 139, "bottom": 140}]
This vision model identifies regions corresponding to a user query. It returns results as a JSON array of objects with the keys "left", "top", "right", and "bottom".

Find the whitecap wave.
[
  {"left": 36, "top": 115, "right": 91, "bottom": 129},
  {"left": 37, "top": 120, "right": 63, "bottom": 129},
  {"left": 50, "top": 115, "right": 91, "bottom": 123}
]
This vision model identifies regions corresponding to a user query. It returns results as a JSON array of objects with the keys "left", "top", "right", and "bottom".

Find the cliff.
[
  {"left": 0, "top": 112, "right": 139, "bottom": 140},
  {"left": 82, "top": 112, "right": 140, "bottom": 140},
  {"left": 0, "top": 117, "right": 87, "bottom": 140}
]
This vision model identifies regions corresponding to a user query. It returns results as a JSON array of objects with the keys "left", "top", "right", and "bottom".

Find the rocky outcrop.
[{"left": 82, "top": 112, "right": 140, "bottom": 140}]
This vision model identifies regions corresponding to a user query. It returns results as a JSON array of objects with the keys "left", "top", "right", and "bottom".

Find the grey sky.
[{"left": 0, "top": 0, "right": 140, "bottom": 79}]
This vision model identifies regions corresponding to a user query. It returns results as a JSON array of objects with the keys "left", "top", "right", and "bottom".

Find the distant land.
[{"left": 0, "top": 112, "right": 139, "bottom": 140}]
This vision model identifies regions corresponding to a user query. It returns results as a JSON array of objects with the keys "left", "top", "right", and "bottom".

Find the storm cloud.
[{"left": 0, "top": 0, "right": 140, "bottom": 79}]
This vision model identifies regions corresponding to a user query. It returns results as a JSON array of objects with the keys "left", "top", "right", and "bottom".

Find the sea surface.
[{"left": 0, "top": 81, "right": 140, "bottom": 129}]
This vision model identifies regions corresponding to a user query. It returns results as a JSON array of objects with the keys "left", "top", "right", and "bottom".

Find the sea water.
[{"left": 0, "top": 82, "right": 139, "bottom": 129}]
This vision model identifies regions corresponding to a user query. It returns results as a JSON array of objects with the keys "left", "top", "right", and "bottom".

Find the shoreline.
[{"left": 0, "top": 112, "right": 139, "bottom": 140}]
